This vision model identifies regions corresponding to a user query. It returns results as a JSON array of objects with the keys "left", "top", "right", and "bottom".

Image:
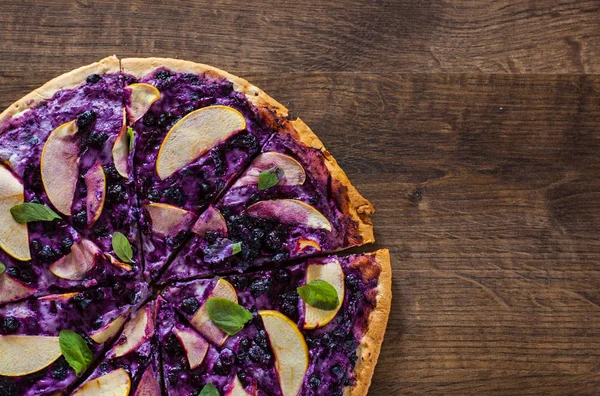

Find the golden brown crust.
[
  {"left": 120, "top": 57, "right": 289, "bottom": 118},
  {"left": 289, "top": 118, "right": 375, "bottom": 245},
  {"left": 348, "top": 249, "right": 392, "bottom": 396}
]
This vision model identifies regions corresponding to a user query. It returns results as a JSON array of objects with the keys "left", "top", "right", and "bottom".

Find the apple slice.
[
  {"left": 233, "top": 152, "right": 306, "bottom": 188},
  {"left": 40, "top": 120, "right": 79, "bottom": 215},
  {"left": 144, "top": 203, "right": 196, "bottom": 237},
  {"left": 39, "top": 292, "right": 79, "bottom": 302},
  {"left": 84, "top": 162, "right": 106, "bottom": 226},
  {"left": 109, "top": 302, "right": 155, "bottom": 358},
  {"left": 125, "top": 83, "right": 161, "bottom": 124},
  {"left": 72, "top": 368, "right": 131, "bottom": 396},
  {"left": 134, "top": 365, "right": 161, "bottom": 396},
  {"left": 90, "top": 313, "right": 128, "bottom": 344},
  {"left": 0, "top": 164, "right": 30, "bottom": 261},
  {"left": 303, "top": 260, "right": 345, "bottom": 329},
  {"left": 295, "top": 238, "right": 321, "bottom": 254},
  {"left": 105, "top": 253, "right": 133, "bottom": 272},
  {"left": 112, "top": 108, "right": 130, "bottom": 178},
  {"left": 246, "top": 199, "right": 332, "bottom": 232},
  {"left": 156, "top": 105, "right": 246, "bottom": 180},
  {"left": 0, "top": 335, "right": 61, "bottom": 376},
  {"left": 49, "top": 239, "right": 100, "bottom": 280},
  {"left": 224, "top": 375, "right": 257, "bottom": 396},
  {"left": 0, "top": 273, "right": 36, "bottom": 304},
  {"left": 259, "top": 310, "right": 308, "bottom": 396},
  {"left": 191, "top": 205, "right": 228, "bottom": 237},
  {"left": 190, "top": 279, "right": 237, "bottom": 346},
  {"left": 173, "top": 327, "right": 209, "bottom": 369}
]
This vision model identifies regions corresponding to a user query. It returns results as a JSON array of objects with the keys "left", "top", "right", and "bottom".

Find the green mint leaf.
[
  {"left": 199, "top": 382, "right": 219, "bottom": 396},
  {"left": 127, "top": 127, "right": 135, "bottom": 152},
  {"left": 230, "top": 242, "right": 242, "bottom": 256},
  {"left": 297, "top": 280, "right": 339, "bottom": 310},
  {"left": 59, "top": 330, "right": 93, "bottom": 376},
  {"left": 206, "top": 297, "right": 252, "bottom": 336},
  {"left": 257, "top": 166, "right": 282, "bottom": 191},
  {"left": 0, "top": 263, "right": 5, "bottom": 275},
  {"left": 112, "top": 232, "right": 133, "bottom": 263},
  {"left": 10, "top": 203, "right": 61, "bottom": 224}
]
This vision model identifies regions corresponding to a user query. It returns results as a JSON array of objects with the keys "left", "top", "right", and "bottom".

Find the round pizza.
[{"left": 0, "top": 56, "right": 391, "bottom": 396}]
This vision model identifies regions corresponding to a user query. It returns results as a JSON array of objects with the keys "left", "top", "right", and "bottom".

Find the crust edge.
[{"left": 348, "top": 249, "right": 392, "bottom": 396}]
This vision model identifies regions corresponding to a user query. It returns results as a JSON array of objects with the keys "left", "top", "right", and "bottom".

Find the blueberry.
[
  {"left": 211, "top": 148, "right": 226, "bottom": 176},
  {"left": 157, "top": 112, "right": 177, "bottom": 128},
  {"left": 103, "top": 165, "right": 121, "bottom": 181},
  {"left": 198, "top": 182, "right": 211, "bottom": 200},
  {"left": 239, "top": 337, "right": 251, "bottom": 351},
  {"left": 219, "top": 348, "right": 236, "bottom": 366},
  {"left": 73, "top": 293, "right": 91, "bottom": 310},
  {"left": 212, "top": 359, "right": 230, "bottom": 375},
  {"left": 182, "top": 73, "right": 200, "bottom": 84},
  {"left": 346, "top": 275, "right": 361, "bottom": 292},
  {"left": 5, "top": 267, "right": 18, "bottom": 278},
  {"left": 275, "top": 268, "right": 291, "bottom": 284},
  {"left": 92, "top": 317, "right": 104, "bottom": 330},
  {"left": 272, "top": 252, "right": 289, "bottom": 262},
  {"left": 154, "top": 70, "right": 172, "bottom": 81},
  {"left": 17, "top": 265, "right": 35, "bottom": 283},
  {"left": 93, "top": 223, "right": 110, "bottom": 237},
  {"left": 42, "top": 220, "right": 58, "bottom": 237},
  {"left": 264, "top": 231, "right": 282, "bottom": 251},
  {"left": 308, "top": 375, "right": 321, "bottom": 389},
  {"left": 204, "top": 231, "right": 220, "bottom": 244},
  {"left": 322, "top": 333, "right": 336, "bottom": 349},
  {"left": 330, "top": 364, "right": 345, "bottom": 381},
  {"left": 250, "top": 278, "right": 272, "bottom": 297},
  {"left": 73, "top": 210, "right": 87, "bottom": 229},
  {"left": 143, "top": 113, "right": 158, "bottom": 127},
  {"left": 248, "top": 346, "right": 264, "bottom": 363},
  {"left": 164, "top": 185, "right": 184, "bottom": 206},
  {"left": 228, "top": 133, "right": 257, "bottom": 150},
  {"left": 165, "top": 334, "right": 184, "bottom": 357},
  {"left": 0, "top": 377, "right": 17, "bottom": 396},
  {"left": 37, "top": 245, "right": 57, "bottom": 262},
  {"left": 77, "top": 110, "right": 96, "bottom": 130},
  {"left": 181, "top": 297, "right": 199, "bottom": 315},
  {"left": 280, "top": 301, "right": 298, "bottom": 320},
  {"left": 249, "top": 229, "right": 264, "bottom": 248},
  {"left": 253, "top": 330, "right": 268, "bottom": 349},
  {"left": 86, "top": 74, "right": 102, "bottom": 84},
  {"left": 147, "top": 189, "right": 161, "bottom": 202},
  {"left": 167, "top": 370, "right": 179, "bottom": 386},
  {"left": 238, "top": 370, "right": 250, "bottom": 386},
  {"left": 124, "top": 289, "right": 139, "bottom": 305},
  {"left": 107, "top": 184, "right": 125, "bottom": 202},
  {"left": 50, "top": 358, "right": 69, "bottom": 380},
  {"left": 0, "top": 317, "right": 19, "bottom": 334},
  {"left": 112, "top": 282, "right": 125, "bottom": 295},
  {"left": 61, "top": 237, "right": 73, "bottom": 254}
]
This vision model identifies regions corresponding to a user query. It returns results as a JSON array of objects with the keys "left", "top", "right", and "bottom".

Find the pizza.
[{"left": 0, "top": 56, "right": 391, "bottom": 396}]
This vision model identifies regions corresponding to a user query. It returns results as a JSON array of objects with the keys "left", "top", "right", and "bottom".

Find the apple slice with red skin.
[
  {"left": 125, "top": 83, "right": 161, "bottom": 124},
  {"left": 90, "top": 313, "right": 128, "bottom": 344},
  {"left": 224, "top": 375, "right": 257, "bottom": 396},
  {"left": 109, "top": 301, "right": 156, "bottom": 358},
  {"left": 134, "top": 365, "right": 161, "bottom": 396},
  {"left": 49, "top": 239, "right": 101, "bottom": 280},
  {"left": 191, "top": 205, "right": 228, "bottom": 237},
  {"left": 0, "top": 273, "right": 36, "bottom": 305},
  {"left": 144, "top": 203, "right": 196, "bottom": 237},
  {"left": 156, "top": 105, "right": 246, "bottom": 180},
  {"left": 72, "top": 368, "right": 131, "bottom": 396},
  {"left": 84, "top": 162, "right": 106, "bottom": 226},
  {"left": 189, "top": 279, "right": 237, "bottom": 346},
  {"left": 232, "top": 152, "right": 306, "bottom": 189},
  {"left": 246, "top": 199, "right": 332, "bottom": 231},
  {"left": 112, "top": 108, "right": 130, "bottom": 178},
  {"left": 173, "top": 326, "right": 209, "bottom": 369},
  {"left": 0, "top": 335, "right": 62, "bottom": 376},
  {"left": 295, "top": 238, "right": 321, "bottom": 254},
  {"left": 0, "top": 164, "right": 30, "bottom": 261},
  {"left": 40, "top": 120, "right": 79, "bottom": 216}
]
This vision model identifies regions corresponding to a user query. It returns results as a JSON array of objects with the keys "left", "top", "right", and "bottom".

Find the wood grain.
[{"left": 1, "top": 1, "right": 600, "bottom": 394}]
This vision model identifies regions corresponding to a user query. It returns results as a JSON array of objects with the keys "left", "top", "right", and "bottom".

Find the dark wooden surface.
[{"left": 1, "top": 1, "right": 600, "bottom": 394}]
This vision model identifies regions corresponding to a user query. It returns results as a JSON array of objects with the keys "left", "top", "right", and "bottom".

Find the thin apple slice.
[
  {"left": 0, "top": 165, "right": 30, "bottom": 261},
  {"left": 295, "top": 238, "right": 321, "bottom": 254},
  {"left": 233, "top": 152, "right": 306, "bottom": 188},
  {"left": 134, "top": 365, "right": 161, "bottom": 396},
  {"left": 0, "top": 335, "right": 61, "bottom": 376},
  {"left": 190, "top": 279, "right": 237, "bottom": 346},
  {"left": 0, "top": 273, "right": 36, "bottom": 305},
  {"left": 144, "top": 203, "right": 196, "bottom": 237},
  {"left": 173, "top": 327, "right": 209, "bottom": 369},
  {"left": 191, "top": 205, "right": 228, "bottom": 237},
  {"left": 109, "top": 302, "right": 155, "bottom": 358},
  {"left": 40, "top": 120, "right": 79, "bottom": 215},
  {"left": 39, "top": 292, "right": 79, "bottom": 302},
  {"left": 112, "top": 108, "right": 130, "bottom": 178},
  {"left": 303, "top": 260, "right": 345, "bottom": 329},
  {"left": 105, "top": 253, "right": 133, "bottom": 272},
  {"left": 84, "top": 162, "right": 106, "bottom": 226},
  {"left": 224, "top": 375, "right": 257, "bottom": 396},
  {"left": 156, "top": 105, "right": 246, "bottom": 180},
  {"left": 125, "top": 83, "right": 161, "bottom": 124},
  {"left": 72, "top": 368, "right": 131, "bottom": 396},
  {"left": 49, "top": 239, "right": 100, "bottom": 280},
  {"left": 259, "top": 310, "right": 308, "bottom": 396},
  {"left": 90, "top": 313, "right": 128, "bottom": 344},
  {"left": 246, "top": 199, "right": 332, "bottom": 231}
]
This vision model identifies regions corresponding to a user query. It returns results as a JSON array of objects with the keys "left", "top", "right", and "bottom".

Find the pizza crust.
[{"left": 348, "top": 249, "right": 392, "bottom": 396}]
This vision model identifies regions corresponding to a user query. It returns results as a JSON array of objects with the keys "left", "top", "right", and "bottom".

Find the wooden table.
[{"left": 1, "top": 1, "right": 599, "bottom": 394}]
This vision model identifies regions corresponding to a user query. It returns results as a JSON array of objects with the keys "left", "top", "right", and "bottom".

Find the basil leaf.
[
  {"left": 127, "top": 126, "right": 135, "bottom": 152},
  {"left": 0, "top": 263, "right": 5, "bottom": 275},
  {"left": 257, "top": 166, "right": 282, "bottom": 191},
  {"left": 297, "top": 280, "right": 339, "bottom": 310},
  {"left": 206, "top": 297, "right": 252, "bottom": 336},
  {"left": 230, "top": 242, "right": 242, "bottom": 256},
  {"left": 10, "top": 203, "right": 61, "bottom": 224},
  {"left": 199, "top": 382, "right": 219, "bottom": 396},
  {"left": 59, "top": 330, "right": 93, "bottom": 376},
  {"left": 112, "top": 232, "right": 133, "bottom": 263}
]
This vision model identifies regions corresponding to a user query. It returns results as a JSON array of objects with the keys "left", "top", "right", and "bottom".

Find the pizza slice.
[
  {"left": 121, "top": 58, "right": 288, "bottom": 280},
  {"left": 162, "top": 117, "right": 374, "bottom": 281},
  {"left": 0, "top": 281, "right": 147, "bottom": 395},
  {"left": 71, "top": 299, "right": 159, "bottom": 395},
  {"left": 161, "top": 249, "right": 390, "bottom": 395}
]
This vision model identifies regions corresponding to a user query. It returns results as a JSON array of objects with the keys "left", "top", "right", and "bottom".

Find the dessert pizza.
[{"left": 0, "top": 56, "right": 391, "bottom": 396}]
